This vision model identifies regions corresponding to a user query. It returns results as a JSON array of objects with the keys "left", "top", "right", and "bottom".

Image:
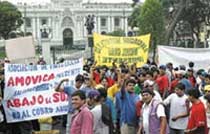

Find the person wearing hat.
[
  {"left": 200, "top": 85, "right": 210, "bottom": 109},
  {"left": 87, "top": 90, "right": 109, "bottom": 134},
  {"left": 139, "top": 89, "right": 167, "bottom": 134},
  {"left": 37, "top": 55, "right": 46, "bottom": 65},
  {"left": 196, "top": 70, "right": 206, "bottom": 95},
  {"left": 204, "top": 94, "right": 210, "bottom": 134}
]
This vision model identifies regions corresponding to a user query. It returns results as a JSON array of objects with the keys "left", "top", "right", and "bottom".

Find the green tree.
[
  {"left": 162, "top": 0, "right": 210, "bottom": 47},
  {"left": 138, "top": 0, "right": 165, "bottom": 61},
  {"left": 107, "top": 29, "right": 125, "bottom": 36},
  {"left": 128, "top": 5, "right": 141, "bottom": 29},
  {"left": 0, "top": 1, "right": 23, "bottom": 39}
]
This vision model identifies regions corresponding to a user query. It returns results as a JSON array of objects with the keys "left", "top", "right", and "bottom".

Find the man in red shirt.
[
  {"left": 185, "top": 89, "right": 207, "bottom": 134},
  {"left": 155, "top": 65, "right": 169, "bottom": 99}
]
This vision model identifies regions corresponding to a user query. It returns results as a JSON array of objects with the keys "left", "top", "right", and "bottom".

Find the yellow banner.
[{"left": 93, "top": 33, "right": 151, "bottom": 67}]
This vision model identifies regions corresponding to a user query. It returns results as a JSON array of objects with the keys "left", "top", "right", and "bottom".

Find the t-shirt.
[
  {"left": 91, "top": 105, "right": 109, "bottom": 134},
  {"left": 107, "top": 84, "right": 120, "bottom": 100},
  {"left": 64, "top": 86, "right": 76, "bottom": 113},
  {"left": 156, "top": 75, "right": 169, "bottom": 94},
  {"left": 164, "top": 93, "right": 188, "bottom": 129},
  {"left": 187, "top": 101, "right": 206, "bottom": 132}
]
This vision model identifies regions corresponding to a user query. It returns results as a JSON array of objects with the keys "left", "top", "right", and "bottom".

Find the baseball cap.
[
  {"left": 159, "top": 65, "right": 166, "bottom": 70},
  {"left": 88, "top": 90, "right": 100, "bottom": 99},
  {"left": 204, "top": 85, "right": 210, "bottom": 91}
]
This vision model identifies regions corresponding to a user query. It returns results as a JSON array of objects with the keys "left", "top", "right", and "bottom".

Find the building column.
[
  {"left": 108, "top": 16, "right": 111, "bottom": 32},
  {"left": 111, "top": 16, "right": 114, "bottom": 31},
  {"left": 37, "top": 17, "right": 41, "bottom": 39},
  {"left": 121, "top": 17, "right": 124, "bottom": 32},
  {"left": 125, "top": 17, "right": 128, "bottom": 36},
  {"left": 32, "top": 18, "right": 36, "bottom": 39},
  {"left": 41, "top": 39, "right": 51, "bottom": 64},
  {"left": 94, "top": 16, "right": 97, "bottom": 33},
  {"left": 48, "top": 17, "right": 52, "bottom": 38},
  {"left": 97, "top": 16, "right": 101, "bottom": 34},
  {"left": 83, "top": 16, "right": 87, "bottom": 37}
]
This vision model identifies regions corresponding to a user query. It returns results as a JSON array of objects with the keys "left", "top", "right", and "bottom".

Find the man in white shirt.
[
  {"left": 139, "top": 89, "right": 167, "bottom": 134},
  {"left": 87, "top": 90, "right": 109, "bottom": 134},
  {"left": 163, "top": 83, "right": 189, "bottom": 134}
]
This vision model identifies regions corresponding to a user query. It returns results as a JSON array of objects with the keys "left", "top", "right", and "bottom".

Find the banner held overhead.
[{"left": 93, "top": 33, "right": 151, "bottom": 67}]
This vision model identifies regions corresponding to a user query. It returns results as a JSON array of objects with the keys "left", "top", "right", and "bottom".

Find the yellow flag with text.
[{"left": 93, "top": 33, "right": 151, "bottom": 67}]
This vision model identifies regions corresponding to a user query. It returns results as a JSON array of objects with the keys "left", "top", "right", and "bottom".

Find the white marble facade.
[{"left": 16, "top": 0, "right": 133, "bottom": 47}]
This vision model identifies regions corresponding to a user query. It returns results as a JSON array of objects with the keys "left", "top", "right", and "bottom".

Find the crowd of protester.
[{"left": 1, "top": 57, "right": 210, "bottom": 134}]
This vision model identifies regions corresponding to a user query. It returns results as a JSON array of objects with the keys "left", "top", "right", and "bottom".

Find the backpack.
[
  {"left": 101, "top": 103, "right": 115, "bottom": 134},
  {"left": 101, "top": 103, "right": 112, "bottom": 126}
]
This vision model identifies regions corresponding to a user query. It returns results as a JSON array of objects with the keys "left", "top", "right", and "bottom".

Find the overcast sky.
[{"left": 4, "top": 0, "right": 145, "bottom": 5}]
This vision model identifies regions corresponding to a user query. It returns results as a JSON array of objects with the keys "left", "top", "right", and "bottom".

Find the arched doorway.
[{"left": 63, "top": 28, "right": 73, "bottom": 48}]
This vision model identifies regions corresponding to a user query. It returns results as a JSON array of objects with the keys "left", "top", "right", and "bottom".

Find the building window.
[
  {"left": 114, "top": 17, "right": 120, "bottom": 27},
  {"left": 101, "top": 18, "right": 107, "bottom": 27},
  {"left": 41, "top": 18, "right": 48, "bottom": 25},
  {"left": 25, "top": 18, "right": 31, "bottom": 27}
]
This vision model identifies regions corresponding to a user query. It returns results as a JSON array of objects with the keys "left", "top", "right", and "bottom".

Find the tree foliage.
[
  {"left": 0, "top": 1, "right": 23, "bottom": 39},
  {"left": 138, "top": 0, "right": 165, "bottom": 60},
  {"left": 162, "top": 0, "right": 210, "bottom": 46},
  {"left": 128, "top": 5, "right": 141, "bottom": 29},
  {"left": 106, "top": 29, "right": 125, "bottom": 36}
]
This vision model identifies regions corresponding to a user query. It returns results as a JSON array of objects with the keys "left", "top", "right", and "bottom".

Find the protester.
[
  {"left": 98, "top": 87, "right": 116, "bottom": 126},
  {"left": 163, "top": 83, "right": 189, "bottom": 134},
  {"left": 204, "top": 94, "right": 210, "bottom": 134},
  {"left": 87, "top": 90, "right": 109, "bottom": 134},
  {"left": 185, "top": 89, "right": 207, "bottom": 134},
  {"left": 140, "top": 89, "right": 167, "bottom": 134},
  {"left": 70, "top": 90, "right": 93, "bottom": 134},
  {"left": 55, "top": 74, "right": 84, "bottom": 134},
  {"left": 200, "top": 85, "right": 210, "bottom": 109},
  {"left": 115, "top": 79, "right": 139, "bottom": 134},
  {"left": 155, "top": 65, "right": 169, "bottom": 99}
]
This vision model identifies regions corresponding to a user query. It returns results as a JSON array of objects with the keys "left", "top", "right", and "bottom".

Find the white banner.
[
  {"left": 158, "top": 46, "right": 210, "bottom": 70},
  {"left": 2, "top": 58, "right": 83, "bottom": 123}
]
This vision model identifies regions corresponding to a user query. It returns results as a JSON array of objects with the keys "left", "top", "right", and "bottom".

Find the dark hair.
[
  {"left": 98, "top": 87, "right": 107, "bottom": 98},
  {"left": 100, "top": 76, "right": 107, "bottom": 83},
  {"left": 72, "top": 90, "right": 86, "bottom": 100},
  {"left": 175, "top": 83, "right": 185, "bottom": 91},
  {"left": 146, "top": 71, "right": 153, "bottom": 77},
  {"left": 187, "top": 88, "right": 200, "bottom": 99},
  {"left": 142, "top": 88, "right": 155, "bottom": 96},
  {"left": 205, "top": 74, "right": 210, "bottom": 79},
  {"left": 125, "top": 79, "right": 136, "bottom": 86},
  {"left": 205, "top": 94, "right": 210, "bottom": 103},
  {"left": 189, "top": 61, "right": 194, "bottom": 68},
  {"left": 75, "top": 74, "right": 84, "bottom": 82},
  {"left": 121, "top": 68, "right": 129, "bottom": 74}
]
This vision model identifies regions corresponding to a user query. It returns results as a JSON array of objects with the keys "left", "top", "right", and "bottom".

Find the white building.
[{"left": 16, "top": 0, "right": 134, "bottom": 48}]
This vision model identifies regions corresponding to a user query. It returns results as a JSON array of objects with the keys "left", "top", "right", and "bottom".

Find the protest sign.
[
  {"left": 5, "top": 36, "right": 36, "bottom": 63},
  {"left": 2, "top": 58, "right": 83, "bottom": 123},
  {"left": 93, "top": 33, "right": 151, "bottom": 67},
  {"left": 158, "top": 46, "right": 210, "bottom": 70}
]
